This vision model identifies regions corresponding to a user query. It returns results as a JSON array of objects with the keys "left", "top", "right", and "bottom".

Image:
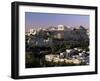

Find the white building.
[
  {"left": 57, "top": 25, "right": 68, "bottom": 31},
  {"left": 29, "top": 27, "right": 42, "bottom": 35},
  {"left": 29, "top": 28, "right": 37, "bottom": 35}
]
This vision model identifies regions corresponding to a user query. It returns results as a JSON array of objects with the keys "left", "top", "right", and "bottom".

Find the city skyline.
[{"left": 25, "top": 12, "right": 89, "bottom": 31}]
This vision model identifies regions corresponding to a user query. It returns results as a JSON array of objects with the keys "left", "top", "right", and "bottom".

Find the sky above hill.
[{"left": 25, "top": 12, "right": 89, "bottom": 31}]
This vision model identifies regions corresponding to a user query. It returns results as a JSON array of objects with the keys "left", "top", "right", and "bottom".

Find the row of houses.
[
  {"left": 26, "top": 25, "right": 89, "bottom": 36},
  {"left": 45, "top": 48, "right": 89, "bottom": 65},
  {"left": 26, "top": 26, "right": 89, "bottom": 48}
]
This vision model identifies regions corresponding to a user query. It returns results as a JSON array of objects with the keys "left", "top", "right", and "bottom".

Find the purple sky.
[{"left": 25, "top": 12, "right": 89, "bottom": 31}]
